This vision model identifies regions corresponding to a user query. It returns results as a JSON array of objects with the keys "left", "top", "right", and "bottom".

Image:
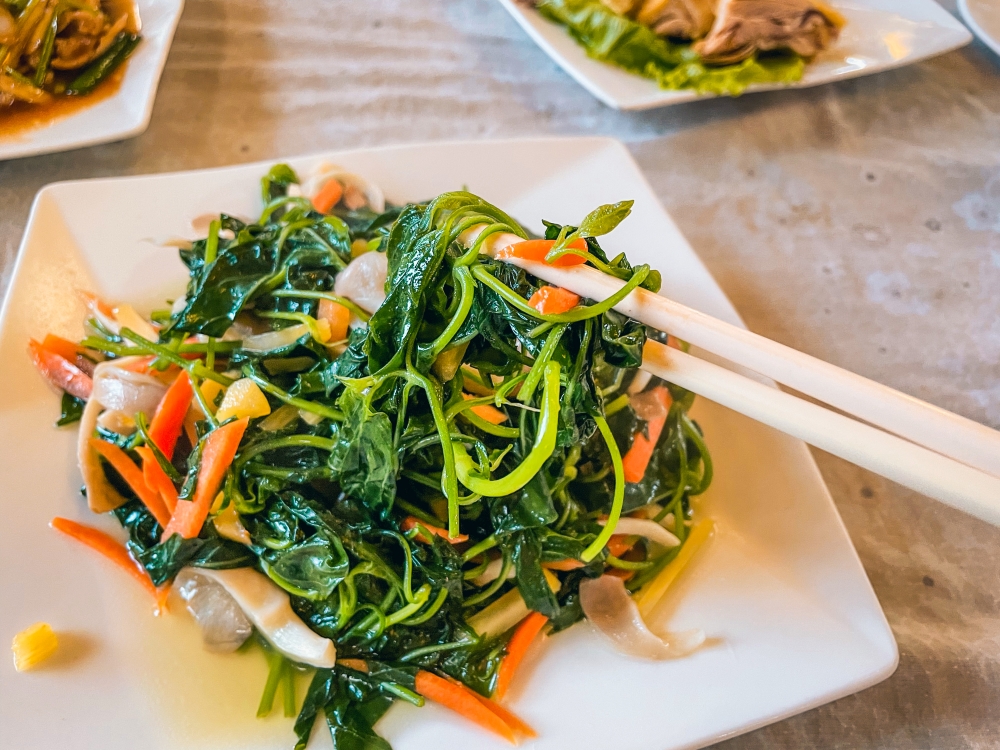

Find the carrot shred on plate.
[
  {"left": 401, "top": 516, "right": 469, "bottom": 544},
  {"left": 497, "top": 238, "right": 588, "bottom": 267},
  {"left": 527, "top": 286, "right": 580, "bottom": 315},
  {"left": 50, "top": 517, "right": 158, "bottom": 598},
  {"left": 415, "top": 670, "right": 520, "bottom": 744},
  {"left": 621, "top": 386, "right": 671, "bottom": 484},
  {"left": 542, "top": 534, "right": 633, "bottom": 570},
  {"left": 312, "top": 179, "right": 344, "bottom": 214},
  {"left": 161, "top": 417, "right": 248, "bottom": 541},
  {"left": 462, "top": 393, "right": 508, "bottom": 425},
  {"left": 28, "top": 338, "right": 92, "bottom": 400},
  {"left": 148, "top": 371, "right": 193, "bottom": 460},
  {"left": 136, "top": 445, "right": 179, "bottom": 514},
  {"left": 494, "top": 611, "right": 548, "bottom": 701},
  {"left": 90, "top": 439, "right": 171, "bottom": 527},
  {"left": 318, "top": 298, "right": 351, "bottom": 342}
]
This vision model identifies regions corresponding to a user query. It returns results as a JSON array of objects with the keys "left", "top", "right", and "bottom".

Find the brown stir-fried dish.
[{"left": 0, "top": 0, "right": 140, "bottom": 109}]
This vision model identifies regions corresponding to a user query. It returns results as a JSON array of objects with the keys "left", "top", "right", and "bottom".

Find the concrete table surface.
[{"left": 1, "top": 1, "right": 999, "bottom": 747}]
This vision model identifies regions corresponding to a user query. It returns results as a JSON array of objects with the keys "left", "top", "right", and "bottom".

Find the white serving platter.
[
  {"left": 959, "top": 0, "right": 1000, "bottom": 56},
  {"left": 0, "top": 137, "right": 897, "bottom": 750},
  {"left": 0, "top": 0, "right": 184, "bottom": 161},
  {"left": 498, "top": 0, "right": 972, "bottom": 109}
]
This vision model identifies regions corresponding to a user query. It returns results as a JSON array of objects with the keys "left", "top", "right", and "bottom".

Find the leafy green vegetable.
[
  {"left": 57, "top": 392, "right": 85, "bottom": 427},
  {"left": 66, "top": 164, "right": 714, "bottom": 750},
  {"left": 535, "top": 0, "right": 805, "bottom": 96}
]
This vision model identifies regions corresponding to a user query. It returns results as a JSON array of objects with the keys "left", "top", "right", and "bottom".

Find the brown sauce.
[{"left": 0, "top": 0, "right": 139, "bottom": 141}]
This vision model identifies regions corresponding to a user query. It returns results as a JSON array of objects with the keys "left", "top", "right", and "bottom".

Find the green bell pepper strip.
[
  {"left": 453, "top": 361, "right": 560, "bottom": 497},
  {"left": 65, "top": 32, "right": 141, "bottom": 96}
]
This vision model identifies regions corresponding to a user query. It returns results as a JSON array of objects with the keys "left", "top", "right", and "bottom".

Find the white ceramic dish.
[
  {"left": 498, "top": 0, "right": 972, "bottom": 109},
  {"left": 0, "top": 138, "right": 897, "bottom": 750},
  {"left": 959, "top": 0, "right": 1000, "bottom": 56},
  {"left": 0, "top": 0, "right": 184, "bottom": 161}
]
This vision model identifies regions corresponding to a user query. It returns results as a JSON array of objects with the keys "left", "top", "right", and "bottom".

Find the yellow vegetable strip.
[{"left": 635, "top": 518, "right": 714, "bottom": 617}]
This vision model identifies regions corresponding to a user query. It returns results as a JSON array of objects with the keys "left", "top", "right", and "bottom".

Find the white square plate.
[
  {"left": 0, "top": 0, "right": 184, "bottom": 161},
  {"left": 0, "top": 138, "right": 897, "bottom": 750},
  {"left": 499, "top": 0, "right": 972, "bottom": 109}
]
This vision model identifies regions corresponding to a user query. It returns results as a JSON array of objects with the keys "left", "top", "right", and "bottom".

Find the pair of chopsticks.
[{"left": 475, "top": 231, "right": 1000, "bottom": 526}]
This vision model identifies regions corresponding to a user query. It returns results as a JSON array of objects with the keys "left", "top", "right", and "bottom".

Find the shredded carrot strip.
[
  {"left": 90, "top": 439, "right": 171, "bottom": 527},
  {"left": 401, "top": 516, "right": 469, "bottom": 544},
  {"left": 50, "top": 517, "right": 158, "bottom": 598},
  {"left": 161, "top": 417, "right": 248, "bottom": 541},
  {"left": 462, "top": 393, "right": 508, "bottom": 425},
  {"left": 494, "top": 611, "right": 548, "bottom": 701},
  {"left": 136, "top": 446, "right": 179, "bottom": 514},
  {"left": 621, "top": 386, "right": 671, "bottom": 483},
  {"left": 527, "top": 286, "right": 580, "bottom": 315},
  {"left": 318, "top": 298, "right": 351, "bottom": 342},
  {"left": 415, "top": 670, "right": 517, "bottom": 744},
  {"left": 496, "top": 238, "right": 588, "bottom": 267},
  {"left": 149, "top": 371, "right": 194, "bottom": 460},
  {"left": 312, "top": 179, "right": 344, "bottom": 214},
  {"left": 541, "top": 535, "right": 633, "bottom": 571}
]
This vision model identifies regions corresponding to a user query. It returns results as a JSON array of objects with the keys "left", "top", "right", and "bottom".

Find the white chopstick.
[
  {"left": 642, "top": 340, "right": 1000, "bottom": 526},
  {"left": 460, "top": 228, "right": 1000, "bottom": 524},
  {"left": 508, "top": 257, "right": 1000, "bottom": 480}
]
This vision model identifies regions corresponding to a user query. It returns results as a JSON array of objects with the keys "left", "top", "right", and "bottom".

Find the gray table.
[{"left": 2, "top": 1, "right": 999, "bottom": 747}]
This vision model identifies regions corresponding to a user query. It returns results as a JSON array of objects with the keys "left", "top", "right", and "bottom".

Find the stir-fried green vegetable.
[{"left": 39, "top": 164, "right": 713, "bottom": 748}]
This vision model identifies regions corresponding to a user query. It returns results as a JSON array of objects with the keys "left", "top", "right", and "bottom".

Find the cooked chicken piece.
[
  {"left": 598, "top": 0, "right": 715, "bottom": 40},
  {"left": 50, "top": 8, "right": 108, "bottom": 69},
  {"left": 0, "top": 5, "right": 16, "bottom": 46},
  {"left": 695, "top": 0, "right": 844, "bottom": 64},
  {"left": 0, "top": 73, "right": 51, "bottom": 104},
  {"left": 641, "top": 0, "right": 716, "bottom": 38}
]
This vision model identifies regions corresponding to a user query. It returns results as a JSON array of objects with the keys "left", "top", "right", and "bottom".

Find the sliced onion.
[
  {"left": 579, "top": 575, "right": 704, "bottom": 660},
  {"left": 184, "top": 567, "right": 337, "bottom": 668},
  {"left": 114, "top": 303, "right": 159, "bottom": 342},
  {"left": 303, "top": 162, "right": 386, "bottom": 213},
  {"left": 631, "top": 388, "right": 669, "bottom": 422},
  {"left": 334, "top": 251, "right": 388, "bottom": 314},
  {"left": 471, "top": 556, "right": 516, "bottom": 587},
  {"left": 600, "top": 517, "right": 680, "bottom": 548},
  {"left": 298, "top": 409, "right": 324, "bottom": 426},
  {"left": 96, "top": 409, "right": 136, "bottom": 436},
  {"left": 259, "top": 403, "right": 300, "bottom": 432},
  {"left": 78, "top": 365, "right": 129, "bottom": 513},
  {"left": 92, "top": 364, "right": 167, "bottom": 418},
  {"left": 175, "top": 568, "right": 253, "bottom": 653},
  {"left": 241, "top": 323, "right": 310, "bottom": 353}
]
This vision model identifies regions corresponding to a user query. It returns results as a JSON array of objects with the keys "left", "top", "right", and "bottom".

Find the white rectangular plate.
[
  {"left": 499, "top": 0, "right": 972, "bottom": 109},
  {"left": 0, "top": 138, "right": 897, "bottom": 750},
  {"left": 0, "top": 0, "right": 184, "bottom": 161}
]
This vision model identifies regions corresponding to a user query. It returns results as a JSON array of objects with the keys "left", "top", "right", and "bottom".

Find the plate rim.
[
  {"left": 3, "top": 136, "right": 899, "bottom": 749},
  {"left": 0, "top": 0, "right": 186, "bottom": 161},
  {"left": 958, "top": 0, "right": 1000, "bottom": 56}
]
